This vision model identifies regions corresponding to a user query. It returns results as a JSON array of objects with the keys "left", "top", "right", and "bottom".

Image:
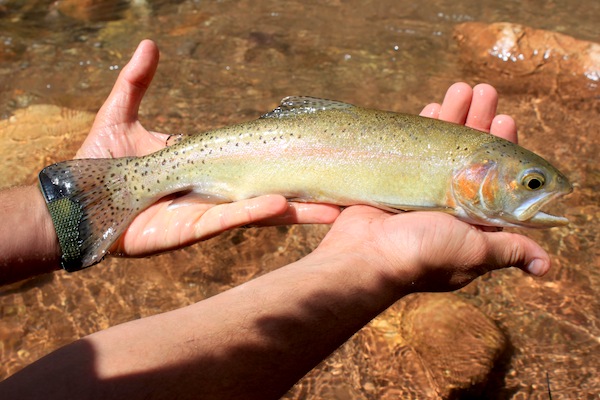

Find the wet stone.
[{"left": 454, "top": 22, "right": 600, "bottom": 101}]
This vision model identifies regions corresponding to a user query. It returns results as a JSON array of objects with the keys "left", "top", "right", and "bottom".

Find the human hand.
[
  {"left": 75, "top": 40, "right": 340, "bottom": 257},
  {"left": 314, "top": 83, "right": 550, "bottom": 293}
]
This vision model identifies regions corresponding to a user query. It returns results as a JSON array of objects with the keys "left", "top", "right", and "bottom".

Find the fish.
[{"left": 38, "top": 96, "right": 573, "bottom": 271}]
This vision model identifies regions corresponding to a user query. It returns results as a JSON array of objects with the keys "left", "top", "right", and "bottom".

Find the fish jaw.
[
  {"left": 511, "top": 186, "right": 572, "bottom": 228},
  {"left": 522, "top": 211, "right": 570, "bottom": 228}
]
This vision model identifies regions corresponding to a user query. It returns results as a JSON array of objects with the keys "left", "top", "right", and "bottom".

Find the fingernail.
[{"left": 526, "top": 259, "right": 546, "bottom": 276}]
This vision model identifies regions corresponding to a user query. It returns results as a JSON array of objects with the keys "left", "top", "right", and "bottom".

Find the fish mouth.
[
  {"left": 513, "top": 188, "right": 572, "bottom": 228},
  {"left": 525, "top": 210, "right": 569, "bottom": 227}
]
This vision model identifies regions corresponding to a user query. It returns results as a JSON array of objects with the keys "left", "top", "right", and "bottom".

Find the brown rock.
[
  {"left": 398, "top": 293, "right": 507, "bottom": 398},
  {"left": 286, "top": 293, "right": 507, "bottom": 399},
  {"left": 55, "top": 0, "right": 129, "bottom": 22},
  {"left": 0, "top": 105, "right": 95, "bottom": 188},
  {"left": 454, "top": 22, "right": 600, "bottom": 101}
]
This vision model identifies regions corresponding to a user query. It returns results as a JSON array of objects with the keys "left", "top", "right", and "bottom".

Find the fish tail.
[{"left": 38, "top": 157, "right": 139, "bottom": 271}]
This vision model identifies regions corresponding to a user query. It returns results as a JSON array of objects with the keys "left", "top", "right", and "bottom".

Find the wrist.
[
  {"left": 0, "top": 185, "right": 61, "bottom": 284},
  {"left": 34, "top": 184, "right": 62, "bottom": 263},
  {"left": 308, "top": 243, "right": 415, "bottom": 300}
]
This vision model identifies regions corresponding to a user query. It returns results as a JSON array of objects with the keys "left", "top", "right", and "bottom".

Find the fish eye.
[{"left": 522, "top": 172, "right": 545, "bottom": 190}]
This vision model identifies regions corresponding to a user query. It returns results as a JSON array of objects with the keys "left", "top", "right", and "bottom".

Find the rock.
[
  {"left": 397, "top": 293, "right": 506, "bottom": 398},
  {"left": 286, "top": 293, "right": 507, "bottom": 399},
  {"left": 0, "top": 36, "right": 25, "bottom": 62},
  {"left": 453, "top": 22, "right": 600, "bottom": 101},
  {"left": 55, "top": 0, "right": 129, "bottom": 22},
  {"left": 0, "top": 105, "right": 95, "bottom": 187}
]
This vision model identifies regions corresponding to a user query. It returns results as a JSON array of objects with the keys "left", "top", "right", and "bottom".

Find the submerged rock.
[
  {"left": 396, "top": 293, "right": 506, "bottom": 398},
  {"left": 454, "top": 22, "right": 600, "bottom": 101},
  {"left": 286, "top": 292, "right": 507, "bottom": 399},
  {"left": 54, "top": 0, "right": 129, "bottom": 22},
  {"left": 0, "top": 105, "right": 94, "bottom": 187}
]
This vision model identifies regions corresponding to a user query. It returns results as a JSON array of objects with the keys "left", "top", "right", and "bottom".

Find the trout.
[{"left": 38, "top": 97, "right": 572, "bottom": 271}]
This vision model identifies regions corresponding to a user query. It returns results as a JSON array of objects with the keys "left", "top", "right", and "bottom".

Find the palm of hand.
[
  {"left": 317, "top": 206, "right": 495, "bottom": 291},
  {"left": 73, "top": 40, "right": 338, "bottom": 257}
]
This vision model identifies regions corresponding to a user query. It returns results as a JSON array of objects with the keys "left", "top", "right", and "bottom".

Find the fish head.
[{"left": 451, "top": 144, "right": 573, "bottom": 228}]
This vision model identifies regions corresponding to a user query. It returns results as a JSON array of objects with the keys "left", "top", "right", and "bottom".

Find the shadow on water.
[{"left": 481, "top": 334, "right": 520, "bottom": 400}]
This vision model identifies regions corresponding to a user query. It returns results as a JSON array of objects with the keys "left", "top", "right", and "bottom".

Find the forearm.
[
  {"left": 0, "top": 185, "right": 61, "bottom": 284},
  {"left": 0, "top": 250, "right": 406, "bottom": 399}
]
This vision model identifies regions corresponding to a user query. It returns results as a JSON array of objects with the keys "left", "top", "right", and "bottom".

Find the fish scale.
[{"left": 38, "top": 96, "right": 572, "bottom": 271}]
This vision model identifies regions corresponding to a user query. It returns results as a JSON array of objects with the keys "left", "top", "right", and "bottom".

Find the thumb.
[
  {"left": 484, "top": 231, "right": 550, "bottom": 276},
  {"left": 95, "top": 39, "right": 160, "bottom": 126}
]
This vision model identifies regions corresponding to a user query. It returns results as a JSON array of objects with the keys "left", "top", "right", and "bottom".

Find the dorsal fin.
[{"left": 261, "top": 96, "right": 355, "bottom": 119}]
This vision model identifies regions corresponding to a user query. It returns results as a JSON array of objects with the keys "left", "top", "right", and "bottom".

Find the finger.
[
  {"left": 193, "top": 195, "right": 290, "bottom": 239},
  {"left": 490, "top": 114, "right": 518, "bottom": 143},
  {"left": 257, "top": 202, "right": 341, "bottom": 226},
  {"left": 419, "top": 103, "right": 441, "bottom": 118},
  {"left": 438, "top": 82, "right": 473, "bottom": 124},
  {"left": 483, "top": 231, "right": 550, "bottom": 276},
  {"left": 94, "top": 40, "right": 160, "bottom": 126},
  {"left": 465, "top": 83, "right": 498, "bottom": 132}
]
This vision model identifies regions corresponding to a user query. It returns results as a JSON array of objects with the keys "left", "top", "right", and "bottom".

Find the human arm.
[
  {"left": 0, "top": 84, "right": 550, "bottom": 399},
  {"left": 0, "top": 186, "right": 61, "bottom": 283},
  {"left": 0, "top": 209, "right": 546, "bottom": 400}
]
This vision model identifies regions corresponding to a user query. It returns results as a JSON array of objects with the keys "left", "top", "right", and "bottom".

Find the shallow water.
[{"left": 0, "top": 0, "right": 599, "bottom": 398}]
